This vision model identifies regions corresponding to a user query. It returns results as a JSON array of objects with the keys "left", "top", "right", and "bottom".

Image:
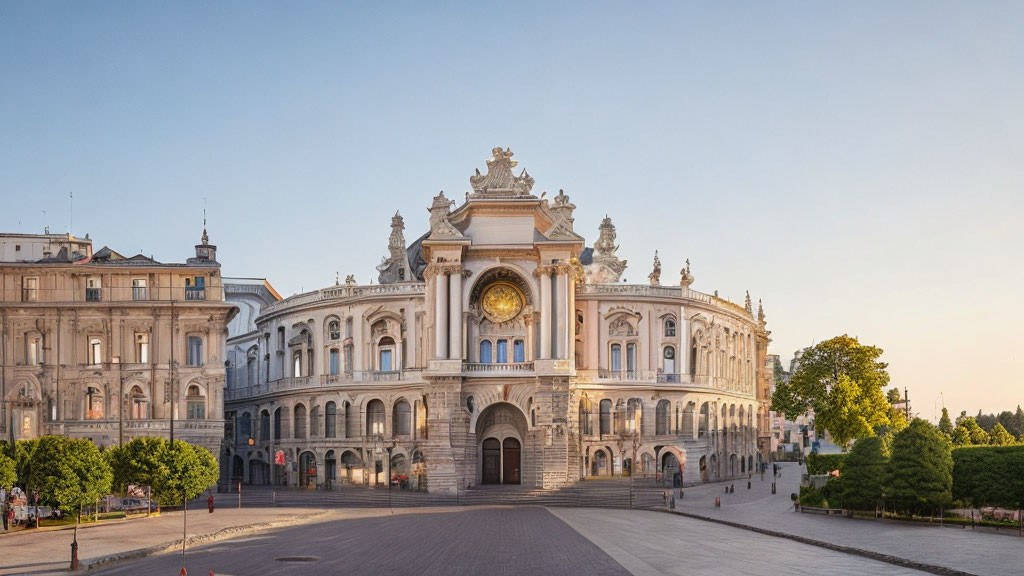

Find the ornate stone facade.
[
  {"left": 223, "top": 149, "right": 770, "bottom": 492},
  {"left": 0, "top": 231, "right": 236, "bottom": 454}
]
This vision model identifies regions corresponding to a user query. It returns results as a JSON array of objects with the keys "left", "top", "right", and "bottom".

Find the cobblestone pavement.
[
  {"left": 550, "top": 507, "right": 928, "bottom": 576},
  {"left": 668, "top": 462, "right": 1022, "bottom": 576},
  {"left": 90, "top": 507, "right": 630, "bottom": 576},
  {"left": 0, "top": 506, "right": 328, "bottom": 576}
]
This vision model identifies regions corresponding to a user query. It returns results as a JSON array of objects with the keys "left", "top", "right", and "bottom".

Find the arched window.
[
  {"left": 247, "top": 350, "right": 257, "bottom": 386},
  {"left": 260, "top": 410, "right": 270, "bottom": 441},
  {"left": 307, "top": 349, "right": 314, "bottom": 377},
  {"left": 682, "top": 403, "right": 695, "bottom": 439},
  {"left": 328, "top": 320, "right": 341, "bottom": 341},
  {"left": 378, "top": 337, "right": 395, "bottom": 371},
  {"left": 309, "top": 405, "right": 320, "bottom": 437},
  {"left": 626, "top": 398, "right": 641, "bottom": 433},
  {"left": 579, "top": 396, "right": 593, "bottom": 436},
  {"left": 656, "top": 399, "right": 670, "bottom": 435},
  {"left": 699, "top": 402, "right": 709, "bottom": 438},
  {"left": 294, "top": 404, "right": 307, "bottom": 439},
  {"left": 366, "top": 399, "right": 385, "bottom": 436},
  {"left": 186, "top": 385, "right": 205, "bottom": 420},
  {"left": 273, "top": 408, "right": 282, "bottom": 440},
  {"left": 344, "top": 401, "right": 356, "bottom": 438},
  {"left": 496, "top": 339, "right": 508, "bottom": 363},
  {"left": 239, "top": 411, "right": 252, "bottom": 440},
  {"left": 610, "top": 344, "right": 621, "bottom": 371},
  {"left": 480, "top": 340, "right": 492, "bottom": 364},
  {"left": 513, "top": 340, "right": 525, "bottom": 363},
  {"left": 690, "top": 337, "right": 698, "bottom": 376},
  {"left": 293, "top": 352, "right": 302, "bottom": 377},
  {"left": 344, "top": 343, "right": 354, "bottom": 374},
  {"left": 664, "top": 318, "right": 676, "bottom": 337},
  {"left": 129, "top": 385, "right": 148, "bottom": 420},
  {"left": 393, "top": 400, "right": 411, "bottom": 436},
  {"left": 325, "top": 402, "right": 337, "bottom": 438},
  {"left": 663, "top": 346, "right": 676, "bottom": 381},
  {"left": 85, "top": 386, "right": 104, "bottom": 419},
  {"left": 599, "top": 399, "right": 612, "bottom": 435}
]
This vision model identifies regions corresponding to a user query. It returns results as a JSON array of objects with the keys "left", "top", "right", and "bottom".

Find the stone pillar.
[
  {"left": 555, "top": 267, "right": 567, "bottom": 360},
  {"left": 434, "top": 271, "right": 448, "bottom": 360},
  {"left": 539, "top": 266, "right": 552, "bottom": 360},
  {"left": 448, "top": 269, "right": 462, "bottom": 360},
  {"left": 404, "top": 304, "right": 417, "bottom": 369}
]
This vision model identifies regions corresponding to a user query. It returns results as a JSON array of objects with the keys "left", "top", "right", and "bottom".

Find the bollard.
[
  {"left": 715, "top": 496, "right": 721, "bottom": 508},
  {"left": 678, "top": 488, "right": 684, "bottom": 499},
  {"left": 747, "top": 481, "right": 751, "bottom": 490},
  {"left": 70, "top": 541, "right": 79, "bottom": 570},
  {"left": 670, "top": 495, "right": 676, "bottom": 510},
  {"left": 725, "top": 486, "right": 729, "bottom": 494},
  {"left": 730, "top": 484, "right": 734, "bottom": 494},
  {"left": 772, "top": 482, "right": 776, "bottom": 494}
]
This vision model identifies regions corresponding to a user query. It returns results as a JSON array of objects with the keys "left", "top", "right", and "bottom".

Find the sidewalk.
[
  {"left": 665, "top": 462, "right": 1021, "bottom": 576},
  {"left": 0, "top": 506, "right": 329, "bottom": 575}
]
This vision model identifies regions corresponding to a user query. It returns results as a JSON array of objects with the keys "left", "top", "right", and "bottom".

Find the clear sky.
[{"left": 1, "top": 2, "right": 1021, "bottom": 418}]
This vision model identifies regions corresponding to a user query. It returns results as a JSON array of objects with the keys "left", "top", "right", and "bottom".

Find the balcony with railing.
[
  {"left": 462, "top": 362, "right": 535, "bottom": 376},
  {"left": 225, "top": 370, "right": 410, "bottom": 401},
  {"left": 185, "top": 287, "right": 206, "bottom": 301}
]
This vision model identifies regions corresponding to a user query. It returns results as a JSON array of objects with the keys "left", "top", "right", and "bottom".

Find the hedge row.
[
  {"left": 952, "top": 445, "right": 1024, "bottom": 509},
  {"left": 806, "top": 453, "right": 847, "bottom": 475}
]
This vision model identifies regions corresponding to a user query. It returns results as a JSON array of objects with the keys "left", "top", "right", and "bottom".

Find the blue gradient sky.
[{"left": 1, "top": 2, "right": 1021, "bottom": 417}]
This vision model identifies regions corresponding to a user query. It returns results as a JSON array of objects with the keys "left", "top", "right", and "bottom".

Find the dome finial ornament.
[
  {"left": 745, "top": 291, "right": 752, "bottom": 314},
  {"left": 649, "top": 250, "right": 661, "bottom": 286},
  {"left": 679, "top": 258, "right": 694, "bottom": 288}
]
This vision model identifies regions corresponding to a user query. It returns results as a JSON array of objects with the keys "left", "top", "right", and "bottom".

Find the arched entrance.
[
  {"left": 475, "top": 402, "right": 527, "bottom": 485},
  {"left": 324, "top": 450, "right": 337, "bottom": 490},
  {"left": 299, "top": 452, "right": 316, "bottom": 488},
  {"left": 341, "top": 451, "right": 361, "bottom": 485},
  {"left": 662, "top": 451, "right": 682, "bottom": 487},
  {"left": 231, "top": 455, "right": 244, "bottom": 484},
  {"left": 592, "top": 449, "right": 609, "bottom": 476}
]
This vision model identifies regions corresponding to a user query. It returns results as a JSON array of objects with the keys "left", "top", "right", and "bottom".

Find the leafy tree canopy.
[
  {"left": 886, "top": 387, "right": 902, "bottom": 404},
  {"left": 988, "top": 423, "right": 1016, "bottom": 446},
  {"left": 887, "top": 419, "right": 953, "bottom": 514},
  {"left": 951, "top": 426, "right": 971, "bottom": 447},
  {"left": 0, "top": 451, "right": 15, "bottom": 489},
  {"left": 152, "top": 441, "right": 218, "bottom": 506},
  {"left": 840, "top": 436, "right": 889, "bottom": 511},
  {"left": 938, "top": 408, "right": 954, "bottom": 438},
  {"left": 105, "top": 437, "right": 169, "bottom": 494},
  {"left": 771, "top": 335, "right": 891, "bottom": 447},
  {"left": 28, "top": 437, "right": 112, "bottom": 515},
  {"left": 956, "top": 418, "right": 990, "bottom": 446}
]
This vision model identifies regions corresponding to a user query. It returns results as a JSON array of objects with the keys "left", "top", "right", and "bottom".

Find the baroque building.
[
  {"left": 223, "top": 148, "right": 771, "bottom": 492},
  {"left": 0, "top": 229, "right": 236, "bottom": 454}
]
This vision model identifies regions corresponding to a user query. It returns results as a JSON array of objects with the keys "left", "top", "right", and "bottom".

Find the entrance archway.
[
  {"left": 662, "top": 451, "right": 682, "bottom": 487},
  {"left": 592, "top": 449, "right": 609, "bottom": 476},
  {"left": 475, "top": 402, "right": 528, "bottom": 486},
  {"left": 299, "top": 451, "right": 316, "bottom": 488}
]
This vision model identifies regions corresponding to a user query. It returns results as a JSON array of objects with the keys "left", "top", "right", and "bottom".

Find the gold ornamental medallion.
[{"left": 481, "top": 283, "right": 523, "bottom": 323}]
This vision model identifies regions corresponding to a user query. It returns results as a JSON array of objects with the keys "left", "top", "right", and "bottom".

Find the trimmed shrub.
[{"left": 952, "top": 445, "right": 1024, "bottom": 509}]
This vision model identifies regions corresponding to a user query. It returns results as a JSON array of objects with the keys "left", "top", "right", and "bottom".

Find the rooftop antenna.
[
  {"left": 42, "top": 210, "right": 48, "bottom": 234},
  {"left": 70, "top": 191, "right": 74, "bottom": 236},
  {"left": 203, "top": 196, "right": 207, "bottom": 231}
]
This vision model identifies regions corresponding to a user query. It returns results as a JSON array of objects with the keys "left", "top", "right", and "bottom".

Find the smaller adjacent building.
[{"left": 0, "top": 229, "right": 236, "bottom": 454}]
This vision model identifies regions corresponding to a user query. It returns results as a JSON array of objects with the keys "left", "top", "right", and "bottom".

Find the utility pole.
[
  {"left": 169, "top": 301, "right": 175, "bottom": 443},
  {"left": 904, "top": 387, "right": 910, "bottom": 421},
  {"left": 117, "top": 357, "right": 124, "bottom": 447}
]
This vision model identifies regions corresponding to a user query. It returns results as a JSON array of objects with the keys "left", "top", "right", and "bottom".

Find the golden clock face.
[{"left": 481, "top": 283, "right": 524, "bottom": 323}]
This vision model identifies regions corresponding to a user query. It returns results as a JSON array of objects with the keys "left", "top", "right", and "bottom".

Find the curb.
[
  {"left": 655, "top": 507, "right": 976, "bottom": 576},
  {"left": 81, "top": 511, "right": 329, "bottom": 572}
]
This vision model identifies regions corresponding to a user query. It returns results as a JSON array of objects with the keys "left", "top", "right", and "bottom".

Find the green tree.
[
  {"left": 950, "top": 426, "right": 971, "bottom": 447},
  {"left": 938, "top": 407, "right": 954, "bottom": 438},
  {"left": 958, "top": 418, "right": 990, "bottom": 446},
  {"left": 152, "top": 441, "right": 219, "bottom": 507},
  {"left": 886, "top": 387, "right": 902, "bottom": 404},
  {"left": 0, "top": 451, "right": 15, "bottom": 489},
  {"left": 28, "top": 437, "right": 112, "bottom": 512},
  {"left": 887, "top": 419, "right": 953, "bottom": 515},
  {"left": 105, "top": 437, "right": 168, "bottom": 495},
  {"left": 976, "top": 411, "right": 998, "bottom": 433},
  {"left": 996, "top": 411, "right": 1017, "bottom": 437},
  {"left": 839, "top": 436, "right": 889, "bottom": 511},
  {"left": 988, "top": 423, "right": 1016, "bottom": 446},
  {"left": 1013, "top": 406, "right": 1024, "bottom": 440},
  {"left": 771, "top": 336, "right": 891, "bottom": 447},
  {"left": 15, "top": 439, "right": 39, "bottom": 488}
]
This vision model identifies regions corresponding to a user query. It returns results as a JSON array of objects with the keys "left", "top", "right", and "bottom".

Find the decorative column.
[
  {"left": 555, "top": 265, "right": 568, "bottom": 360},
  {"left": 448, "top": 267, "right": 462, "bottom": 360},
  {"left": 404, "top": 305, "right": 417, "bottom": 369},
  {"left": 434, "top": 270, "right": 448, "bottom": 360},
  {"left": 538, "top": 266, "right": 552, "bottom": 360}
]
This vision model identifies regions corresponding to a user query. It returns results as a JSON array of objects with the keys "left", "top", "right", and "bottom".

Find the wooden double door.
[{"left": 481, "top": 437, "right": 521, "bottom": 485}]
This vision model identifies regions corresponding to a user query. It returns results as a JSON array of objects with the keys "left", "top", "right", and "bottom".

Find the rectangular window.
[
  {"left": 132, "top": 278, "right": 148, "bottom": 300},
  {"left": 611, "top": 344, "right": 621, "bottom": 371},
  {"left": 89, "top": 338, "right": 102, "bottom": 365},
  {"left": 379, "top": 349, "right": 393, "bottom": 372},
  {"left": 22, "top": 277, "right": 38, "bottom": 302},
  {"left": 86, "top": 277, "right": 102, "bottom": 302},
  {"left": 329, "top": 349, "right": 340, "bottom": 375},
  {"left": 27, "top": 336, "right": 42, "bottom": 365},
  {"left": 187, "top": 336, "right": 203, "bottom": 366},
  {"left": 185, "top": 276, "right": 206, "bottom": 300},
  {"left": 496, "top": 339, "right": 508, "bottom": 364},
  {"left": 135, "top": 333, "right": 149, "bottom": 364},
  {"left": 626, "top": 343, "right": 637, "bottom": 376},
  {"left": 293, "top": 352, "right": 302, "bottom": 377}
]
